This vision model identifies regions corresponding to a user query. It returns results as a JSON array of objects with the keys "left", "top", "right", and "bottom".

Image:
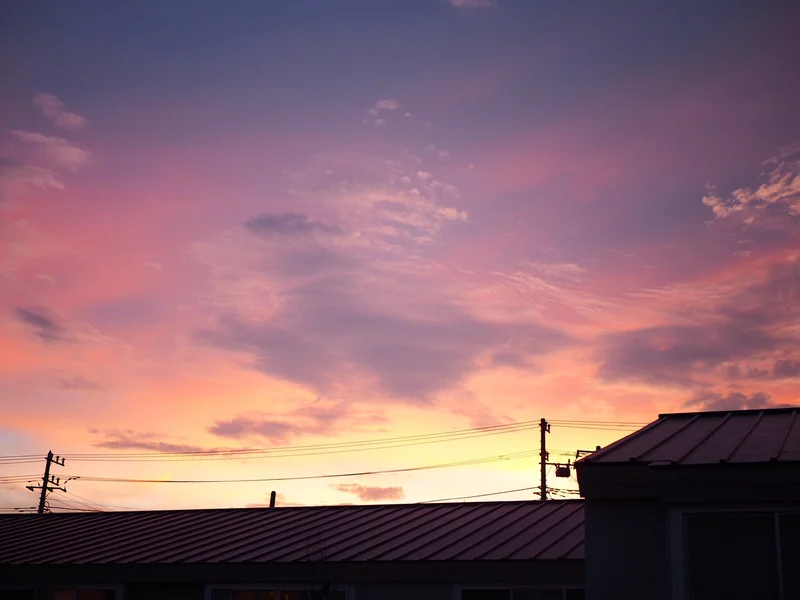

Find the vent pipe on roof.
[{"left": 269, "top": 491, "right": 277, "bottom": 508}]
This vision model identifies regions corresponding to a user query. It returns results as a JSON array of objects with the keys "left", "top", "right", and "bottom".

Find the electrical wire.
[
  {"left": 419, "top": 486, "right": 538, "bottom": 503},
  {"left": 64, "top": 490, "right": 138, "bottom": 512},
  {"left": 0, "top": 418, "right": 645, "bottom": 464},
  {"left": 59, "top": 422, "right": 547, "bottom": 462},
  {"left": 51, "top": 495, "right": 105, "bottom": 512},
  {"left": 62, "top": 450, "right": 540, "bottom": 484}
]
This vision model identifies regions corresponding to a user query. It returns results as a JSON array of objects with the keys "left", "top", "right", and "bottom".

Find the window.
[
  {"left": 514, "top": 591, "right": 563, "bottom": 600},
  {"left": 780, "top": 514, "right": 800, "bottom": 599},
  {"left": 0, "top": 591, "right": 35, "bottom": 600},
  {"left": 684, "top": 513, "right": 782, "bottom": 600},
  {"left": 38, "top": 592, "right": 115, "bottom": 600},
  {"left": 211, "top": 590, "right": 346, "bottom": 600},
  {"left": 460, "top": 590, "right": 583, "bottom": 600},
  {"left": 461, "top": 591, "right": 511, "bottom": 600}
]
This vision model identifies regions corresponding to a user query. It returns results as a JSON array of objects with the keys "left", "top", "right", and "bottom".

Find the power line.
[
  {"left": 51, "top": 496, "right": 105, "bottom": 512},
  {"left": 57, "top": 422, "right": 547, "bottom": 462},
  {"left": 63, "top": 490, "right": 139, "bottom": 512},
  {"left": 420, "top": 486, "right": 538, "bottom": 503},
  {"left": 61, "top": 450, "right": 541, "bottom": 485},
  {"left": 0, "top": 418, "right": 645, "bottom": 464}
]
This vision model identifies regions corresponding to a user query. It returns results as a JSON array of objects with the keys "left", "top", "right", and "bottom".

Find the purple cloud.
[
  {"left": 57, "top": 376, "right": 105, "bottom": 391},
  {"left": 199, "top": 304, "right": 570, "bottom": 400},
  {"left": 32, "top": 93, "right": 86, "bottom": 130},
  {"left": 597, "top": 261, "right": 800, "bottom": 387},
  {"left": 91, "top": 429, "right": 210, "bottom": 453},
  {"left": 684, "top": 390, "right": 773, "bottom": 411},
  {"left": 15, "top": 306, "right": 66, "bottom": 343},
  {"left": 246, "top": 213, "right": 343, "bottom": 237},
  {"left": 208, "top": 400, "right": 387, "bottom": 443}
]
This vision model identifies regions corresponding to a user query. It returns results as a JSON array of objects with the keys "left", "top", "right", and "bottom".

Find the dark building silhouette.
[
  {"left": 3, "top": 406, "right": 799, "bottom": 600},
  {"left": 576, "top": 406, "right": 800, "bottom": 600},
  {"left": 0, "top": 501, "right": 584, "bottom": 599}
]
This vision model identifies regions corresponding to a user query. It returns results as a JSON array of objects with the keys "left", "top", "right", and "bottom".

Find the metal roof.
[
  {"left": 0, "top": 500, "right": 584, "bottom": 565},
  {"left": 581, "top": 407, "right": 800, "bottom": 466}
]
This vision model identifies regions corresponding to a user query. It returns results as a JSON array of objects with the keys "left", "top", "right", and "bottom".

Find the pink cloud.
[
  {"left": 32, "top": 93, "right": 87, "bottom": 130},
  {"left": 703, "top": 142, "right": 800, "bottom": 219},
  {"left": 11, "top": 131, "right": 92, "bottom": 171},
  {"left": 333, "top": 483, "right": 405, "bottom": 502}
]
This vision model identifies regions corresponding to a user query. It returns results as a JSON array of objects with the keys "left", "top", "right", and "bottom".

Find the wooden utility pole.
[
  {"left": 539, "top": 418, "right": 550, "bottom": 501},
  {"left": 26, "top": 451, "right": 66, "bottom": 513}
]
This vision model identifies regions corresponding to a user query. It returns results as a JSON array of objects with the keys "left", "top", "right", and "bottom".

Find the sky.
[{"left": 1, "top": 0, "right": 799, "bottom": 511}]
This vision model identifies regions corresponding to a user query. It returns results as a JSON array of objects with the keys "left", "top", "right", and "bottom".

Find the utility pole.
[
  {"left": 26, "top": 451, "right": 66, "bottom": 514},
  {"left": 539, "top": 418, "right": 550, "bottom": 501}
]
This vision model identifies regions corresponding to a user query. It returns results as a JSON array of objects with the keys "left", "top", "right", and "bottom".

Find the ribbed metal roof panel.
[
  {"left": 0, "top": 501, "right": 584, "bottom": 565},
  {"left": 581, "top": 407, "right": 800, "bottom": 465}
]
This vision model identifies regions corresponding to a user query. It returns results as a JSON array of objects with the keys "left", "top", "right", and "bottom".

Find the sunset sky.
[{"left": 1, "top": 0, "right": 799, "bottom": 512}]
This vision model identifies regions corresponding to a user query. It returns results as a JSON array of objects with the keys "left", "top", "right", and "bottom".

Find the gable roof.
[
  {"left": 579, "top": 407, "right": 800, "bottom": 466},
  {"left": 0, "top": 500, "right": 584, "bottom": 565}
]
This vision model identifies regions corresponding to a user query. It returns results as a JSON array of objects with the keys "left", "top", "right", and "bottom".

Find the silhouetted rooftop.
[
  {"left": 580, "top": 407, "right": 800, "bottom": 466},
  {"left": 0, "top": 500, "right": 584, "bottom": 565}
]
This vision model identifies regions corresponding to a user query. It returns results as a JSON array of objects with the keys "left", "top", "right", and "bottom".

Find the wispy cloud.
[
  {"left": 90, "top": 429, "right": 209, "bottom": 453},
  {"left": 246, "top": 213, "right": 343, "bottom": 238},
  {"left": 57, "top": 375, "right": 105, "bottom": 391},
  {"left": 10, "top": 131, "right": 92, "bottom": 171},
  {"left": 0, "top": 160, "right": 64, "bottom": 201},
  {"left": 14, "top": 306, "right": 67, "bottom": 343},
  {"left": 365, "top": 99, "right": 401, "bottom": 125},
  {"left": 597, "top": 259, "right": 800, "bottom": 387},
  {"left": 367, "top": 99, "right": 401, "bottom": 116},
  {"left": 32, "top": 93, "right": 86, "bottom": 130},
  {"left": 702, "top": 143, "right": 800, "bottom": 220},
  {"left": 684, "top": 389, "right": 774, "bottom": 411},
  {"left": 208, "top": 400, "right": 387, "bottom": 443},
  {"left": 191, "top": 151, "right": 570, "bottom": 401},
  {"left": 332, "top": 483, "right": 404, "bottom": 502},
  {"left": 449, "top": 0, "right": 495, "bottom": 8}
]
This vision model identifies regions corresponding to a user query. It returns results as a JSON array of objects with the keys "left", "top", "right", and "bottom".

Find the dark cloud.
[
  {"left": 774, "top": 359, "right": 800, "bottom": 378},
  {"left": 208, "top": 418, "right": 315, "bottom": 443},
  {"left": 91, "top": 429, "right": 209, "bottom": 453},
  {"left": 57, "top": 376, "right": 104, "bottom": 391},
  {"left": 82, "top": 295, "right": 167, "bottom": 328},
  {"left": 208, "top": 400, "right": 387, "bottom": 443},
  {"left": 199, "top": 202, "right": 570, "bottom": 400},
  {"left": 725, "top": 359, "right": 800, "bottom": 381},
  {"left": 246, "top": 213, "right": 343, "bottom": 237},
  {"left": 684, "top": 390, "right": 773, "bottom": 412},
  {"left": 332, "top": 483, "right": 405, "bottom": 502},
  {"left": 597, "top": 261, "right": 800, "bottom": 387},
  {"left": 14, "top": 306, "right": 66, "bottom": 343},
  {"left": 198, "top": 304, "right": 570, "bottom": 399}
]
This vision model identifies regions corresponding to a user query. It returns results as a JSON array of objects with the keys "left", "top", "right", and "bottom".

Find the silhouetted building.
[
  {"left": 0, "top": 500, "right": 585, "bottom": 600},
  {"left": 576, "top": 406, "right": 800, "bottom": 600}
]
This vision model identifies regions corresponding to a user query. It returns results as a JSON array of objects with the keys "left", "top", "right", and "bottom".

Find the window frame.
[
  {"left": 452, "top": 585, "right": 584, "bottom": 600},
  {"left": 0, "top": 588, "right": 38, "bottom": 600},
  {"left": 41, "top": 587, "right": 124, "bottom": 600},
  {"left": 205, "top": 583, "right": 354, "bottom": 600},
  {"left": 1, "top": 586, "right": 124, "bottom": 600},
  {"left": 668, "top": 504, "right": 800, "bottom": 600}
]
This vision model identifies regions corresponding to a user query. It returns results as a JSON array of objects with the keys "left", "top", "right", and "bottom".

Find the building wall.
[
  {"left": 356, "top": 583, "right": 453, "bottom": 600},
  {"left": 584, "top": 499, "right": 668, "bottom": 600},
  {"left": 126, "top": 583, "right": 205, "bottom": 600}
]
